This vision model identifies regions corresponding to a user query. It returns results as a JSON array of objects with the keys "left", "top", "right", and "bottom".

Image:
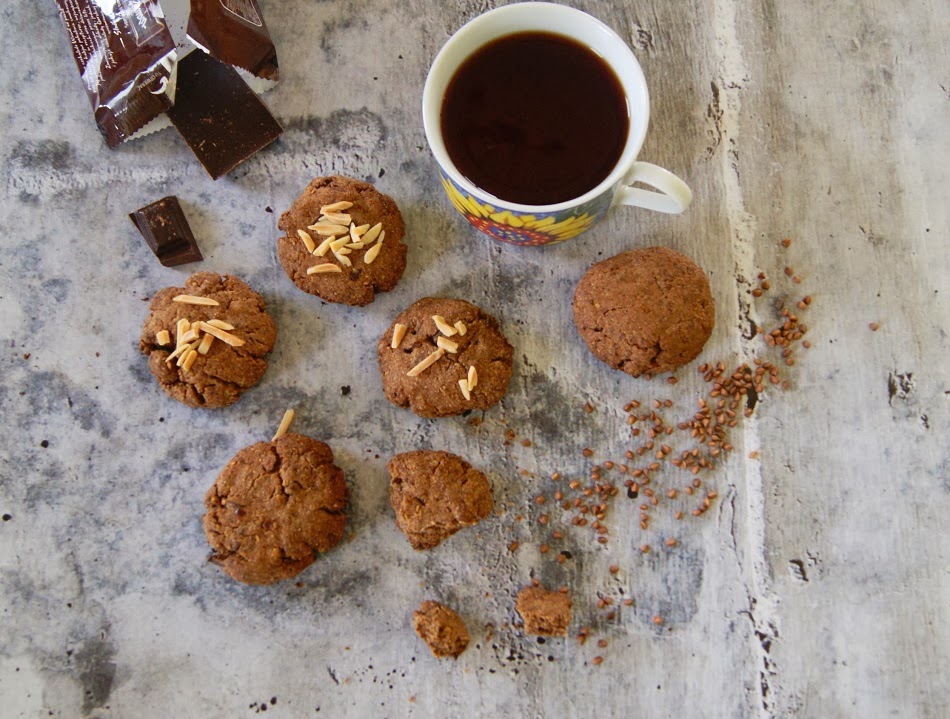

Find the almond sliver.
[
  {"left": 468, "top": 365, "right": 478, "bottom": 390},
  {"left": 320, "top": 200, "right": 353, "bottom": 213},
  {"left": 407, "top": 348, "right": 445, "bottom": 377},
  {"left": 309, "top": 222, "right": 350, "bottom": 236},
  {"left": 206, "top": 319, "right": 234, "bottom": 331},
  {"left": 363, "top": 241, "right": 383, "bottom": 264},
  {"left": 458, "top": 378, "right": 471, "bottom": 401},
  {"left": 173, "top": 294, "right": 219, "bottom": 306},
  {"left": 297, "top": 229, "right": 317, "bottom": 253},
  {"left": 196, "top": 322, "right": 245, "bottom": 347},
  {"left": 307, "top": 263, "right": 343, "bottom": 274},
  {"left": 197, "top": 333, "right": 215, "bottom": 355},
  {"left": 361, "top": 222, "right": 383, "bottom": 244},
  {"left": 314, "top": 237, "right": 333, "bottom": 256},
  {"left": 432, "top": 315, "right": 457, "bottom": 336},
  {"left": 391, "top": 323, "right": 408, "bottom": 349},
  {"left": 156, "top": 329, "right": 171, "bottom": 346},
  {"left": 272, "top": 408, "right": 295, "bottom": 440},
  {"left": 436, "top": 336, "right": 458, "bottom": 353}
]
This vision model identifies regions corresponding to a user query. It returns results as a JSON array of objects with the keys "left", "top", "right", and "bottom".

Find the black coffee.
[{"left": 441, "top": 31, "right": 629, "bottom": 206}]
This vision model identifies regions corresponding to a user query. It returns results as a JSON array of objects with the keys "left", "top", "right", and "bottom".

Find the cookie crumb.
[
  {"left": 516, "top": 585, "right": 572, "bottom": 636},
  {"left": 413, "top": 601, "right": 470, "bottom": 658}
]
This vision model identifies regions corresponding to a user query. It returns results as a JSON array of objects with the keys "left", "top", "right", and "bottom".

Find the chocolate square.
[
  {"left": 167, "top": 51, "right": 283, "bottom": 179},
  {"left": 130, "top": 196, "right": 203, "bottom": 267}
]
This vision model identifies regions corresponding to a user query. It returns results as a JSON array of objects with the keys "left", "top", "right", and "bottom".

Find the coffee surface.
[{"left": 441, "top": 31, "right": 629, "bottom": 206}]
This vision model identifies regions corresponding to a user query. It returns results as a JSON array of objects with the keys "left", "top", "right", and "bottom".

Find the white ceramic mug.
[{"left": 423, "top": 2, "right": 692, "bottom": 246}]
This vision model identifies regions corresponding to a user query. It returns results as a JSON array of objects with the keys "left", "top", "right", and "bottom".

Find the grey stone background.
[{"left": 1, "top": 1, "right": 947, "bottom": 717}]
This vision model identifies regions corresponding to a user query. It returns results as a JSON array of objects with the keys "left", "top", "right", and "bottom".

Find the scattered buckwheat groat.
[
  {"left": 277, "top": 175, "right": 408, "bottom": 306},
  {"left": 203, "top": 412, "right": 347, "bottom": 585},
  {"left": 516, "top": 585, "right": 573, "bottom": 636},
  {"left": 377, "top": 297, "right": 513, "bottom": 418},
  {"left": 139, "top": 272, "right": 277, "bottom": 408},
  {"left": 388, "top": 450, "right": 493, "bottom": 549},
  {"left": 573, "top": 247, "right": 715, "bottom": 376},
  {"left": 413, "top": 600, "right": 471, "bottom": 658}
]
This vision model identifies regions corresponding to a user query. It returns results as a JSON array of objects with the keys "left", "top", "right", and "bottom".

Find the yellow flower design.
[{"left": 440, "top": 176, "right": 598, "bottom": 243}]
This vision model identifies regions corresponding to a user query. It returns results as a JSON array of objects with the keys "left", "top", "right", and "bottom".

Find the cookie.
[
  {"left": 388, "top": 450, "right": 493, "bottom": 550},
  {"left": 139, "top": 272, "right": 277, "bottom": 408},
  {"left": 277, "top": 175, "right": 408, "bottom": 306},
  {"left": 515, "top": 586, "right": 573, "bottom": 636},
  {"left": 377, "top": 297, "right": 513, "bottom": 418},
  {"left": 573, "top": 247, "right": 715, "bottom": 376},
  {"left": 203, "top": 433, "right": 348, "bottom": 585},
  {"left": 413, "top": 600, "right": 470, "bottom": 659}
]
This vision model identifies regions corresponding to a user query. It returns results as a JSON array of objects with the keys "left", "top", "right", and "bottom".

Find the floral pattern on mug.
[{"left": 440, "top": 174, "right": 613, "bottom": 246}]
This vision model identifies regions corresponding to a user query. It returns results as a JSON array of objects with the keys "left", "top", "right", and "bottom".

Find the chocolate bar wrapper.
[
  {"left": 55, "top": 0, "right": 177, "bottom": 147},
  {"left": 187, "top": 0, "right": 279, "bottom": 81}
]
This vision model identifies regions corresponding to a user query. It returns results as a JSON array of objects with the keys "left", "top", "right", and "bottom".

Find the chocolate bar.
[
  {"left": 130, "top": 196, "right": 203, "bottom": 267},
  {"left": 167, "top": 51, "right": 283, "bottom": 179}
]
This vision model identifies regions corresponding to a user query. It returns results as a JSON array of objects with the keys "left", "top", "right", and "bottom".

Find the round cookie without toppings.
[
  {"left": 203, "top": 432, "right": 348, "bottom": 585},
  {"left": 388, "top": 450, "right": 493, "bottom": 550},
  {"left": 572, "top": 247, "right": 715, "bottom": 377},
  {"left": 139, "top": 272, "right": 277, "bottom": 409},
  {"left": 277, "top": 175, "right": 407, "bottom": 306},
  {"left": 377, "top": 297, "right": 513, "bottom": 418}
]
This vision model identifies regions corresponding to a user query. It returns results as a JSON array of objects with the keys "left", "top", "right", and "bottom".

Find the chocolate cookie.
[
  {"left": 139, "top": 272, "right": 277, "bottom": 408},
  {"left": 573, "top": 247, "right": 715, "bottom": 376},
  {"left": 277, "top": 175, "right": 408, "bottom": 306},
  {"left": 203, "top": 433, "right": 348, "bottom": 585},
  {"left": 515, "top": 586, "right": 573, "bottom": 636},
  {"left": 413, "top": 600, "right": 470, "bottom": 659},
  {"left": 388, "top": 450, "right": 493, "bottom": 550},
  {"left": 377, "top": 297, "right": 513, "bottom": 418}
]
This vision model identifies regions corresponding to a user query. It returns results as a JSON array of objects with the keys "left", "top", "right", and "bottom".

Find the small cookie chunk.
[
  {"left": 413, "top": 600, "right": 470, "bottom": 659},
  {"left": 388, "top": 450, "right": 493, "bottom": 550},
  {"left": 378, "top": 297, "right": 513, "bottom": 418},
  {"left": 573, "top": 247, "right": 715, "bottom": 376},
  {"left": 516, "top": 586, "right": 573, "bottom": 636},
  {"left": 277, "top": 175, "right": 407, "bottom": 306},
  {"left": 139, "top": 272, "right": 277, "bottom": 408},
  {"left": 203, "top": 433, "right": 348, "bottom": 585}
]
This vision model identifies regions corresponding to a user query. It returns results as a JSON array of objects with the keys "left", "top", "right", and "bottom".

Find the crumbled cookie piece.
[
  {"left": 139, "top": 272, "right": 276, "bottom": 408},
  {"left": 516, "top": 586, "right": 573, "bottom": 636},
  {"left": 388, "top": 450, "right": 493, "bottom": 550},
  {"left": 277, "top": 175, "right": 407, "bottom": 306},
  {"left": 413, "top": 600, "right": 470, "bottom": 658},
  {"left": 378, "top": 297, "right": 513, "bottom": 418},
  {"left": 573, "top": 247, "right": 714, "bottom": 376},
  {"left": 203, "top": 433, "right": 348, "bottom": 585}
]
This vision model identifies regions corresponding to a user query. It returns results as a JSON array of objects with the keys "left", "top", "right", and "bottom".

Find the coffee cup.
[{"left": 423, "top": 2, "right": 692, "bottom": 247}]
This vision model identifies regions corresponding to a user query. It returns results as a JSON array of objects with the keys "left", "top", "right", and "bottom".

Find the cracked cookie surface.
[
  {"left": 377, "top": 297, "right": 513, "bottom": 418},
  {"left": 388, "top": 450, "right": 493, "bottom": 550},
  {"left": 572, "top": 247, "right": 714, "bottom": 377},
  {"left": 203, "top": 433, "right": 348, "bottom": 585},
  {"left": 277, "top": 175, "right": 407, "bottom": 306},
  {"left": 139, "top": 272, "right": 277, "bottom": 408}
]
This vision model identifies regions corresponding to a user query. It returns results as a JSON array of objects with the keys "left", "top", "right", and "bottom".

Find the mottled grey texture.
[{"left": 1, "top": 1, "right": 948, "bottom": 718}]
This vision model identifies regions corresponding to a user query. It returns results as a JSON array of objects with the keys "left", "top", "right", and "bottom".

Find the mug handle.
[{"left": 615, "top": 161, "right": 693, "bottom": 214}]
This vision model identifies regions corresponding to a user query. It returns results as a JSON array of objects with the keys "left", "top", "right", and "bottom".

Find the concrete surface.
[{"left": 1, "top": 1, "right": 947, "bottom": 717}]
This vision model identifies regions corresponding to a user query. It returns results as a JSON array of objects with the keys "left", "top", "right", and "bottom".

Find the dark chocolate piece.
[
  {"left": 130, "top": 196, "right": 203, "bottom": 267},
  {"left": 55, "top": 0, "right": 176, "bottom": 147},
  {"left": 188, "top": 0, "right": 279, "bottom": 81},
  {"left": 167, "top": 51, "right": 283, "bottom": 180}
]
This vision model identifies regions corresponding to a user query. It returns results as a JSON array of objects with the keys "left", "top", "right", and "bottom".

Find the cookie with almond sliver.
[
  {"left": 378, "top": 297, "right": 513, "bottom": 418},
  {"left": 277, "top": 175, "right": 407, "bottom": 306},
  {"left": 139, "top": 272, "right": 276, "bottom": 409}
]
